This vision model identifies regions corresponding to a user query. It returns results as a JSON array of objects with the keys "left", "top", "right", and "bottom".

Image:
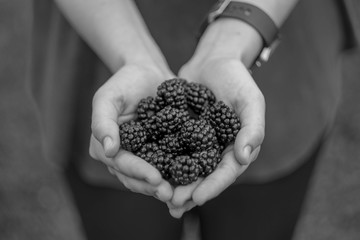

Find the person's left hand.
[{"left": 167, "top": 56, "right": 265, "bottom": 218}]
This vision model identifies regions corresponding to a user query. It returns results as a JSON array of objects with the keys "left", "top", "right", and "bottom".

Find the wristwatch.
[{"left": 199, "top": 0, "right": 280, "bottom": 67}]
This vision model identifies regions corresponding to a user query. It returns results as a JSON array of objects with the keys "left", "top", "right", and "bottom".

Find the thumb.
[
  {"left": 234, "top": 93, "right": 265, "bottom": 165},
  {"left": 91, "top": 89, "right": 123, "bottom": 157}
]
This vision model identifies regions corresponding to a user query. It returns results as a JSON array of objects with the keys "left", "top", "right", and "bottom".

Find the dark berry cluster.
[
  {"left": 201, "top": 101, "right": 242, "bottom": 146},
  {"left": 119, "top": 78, "right": 241, "bottom": 185},
  {"left": 119, "top": 120, "right": 147, "bottom": 152}
]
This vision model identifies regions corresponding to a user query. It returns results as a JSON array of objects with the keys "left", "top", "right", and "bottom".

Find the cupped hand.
[
  {"left": 168, "top": 57, "right": 265, "bottom": 217},
  {"left": 89, "top": 63, "right": 174, "bottom": 202}
]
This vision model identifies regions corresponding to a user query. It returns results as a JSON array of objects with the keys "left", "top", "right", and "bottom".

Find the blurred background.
[{"left": 1, "top": 0, "right": 360, "bottom": 240}]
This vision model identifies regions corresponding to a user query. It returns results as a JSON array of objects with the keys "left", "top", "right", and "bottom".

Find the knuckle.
[
  {"left": 90, "top": 119, "right": 102, "bottom": 133},
  {"left": 88, "top": 140, "right": 101, "bottom": 161},
  {"left": 92, "top": 88, "right": 105, "bottom": 106}
]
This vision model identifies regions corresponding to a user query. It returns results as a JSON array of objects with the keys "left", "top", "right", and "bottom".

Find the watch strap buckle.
[{"left": 255, "top": 37, "right": 280, "bottom": 67}]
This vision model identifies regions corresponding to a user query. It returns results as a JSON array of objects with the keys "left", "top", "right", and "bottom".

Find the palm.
[{"left": 98, "top": 64, "right": 168, "bottom": 118}]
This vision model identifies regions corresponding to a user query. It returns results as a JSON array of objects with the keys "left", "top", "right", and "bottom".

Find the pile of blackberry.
[{"left": 119, "top": 78, "right": 241, "bottom": 185}]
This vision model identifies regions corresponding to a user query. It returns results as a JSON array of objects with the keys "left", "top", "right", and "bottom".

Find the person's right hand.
[
  {"left": 89, "top": 63, "right": 174, "bottom": 202},
  {"left": 165, "top": 18, "right": 266, "bottom": 218}
]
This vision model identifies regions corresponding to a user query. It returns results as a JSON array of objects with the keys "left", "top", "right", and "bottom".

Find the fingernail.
[
  {"left": 154, "top": 192, "right": 160, "bottom": 200},
  {"left": 243, "top": 145, "right": 252, "bottom": 159},
  {"left": 169, "top": 209, "right": 183, "bottom": 219},
  {"left": 103, "top": 136, "right": 113, "bottom": 153},
  {"left": 166, "top": 201, "right": 176, "bottom": 210},
  {"left": 155, "top": 190, "right": 162, "bottom": 201},
  {"left": 107, "top": 167, "right": 115, "bottom": 175}
]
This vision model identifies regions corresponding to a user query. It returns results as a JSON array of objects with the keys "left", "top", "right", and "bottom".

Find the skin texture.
[{"left": 55, "top": 0, "right": 299, "bottom": 217}]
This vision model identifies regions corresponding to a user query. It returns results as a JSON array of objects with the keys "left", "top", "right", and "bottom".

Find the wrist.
[
  {"left": 122, "top": 52, "right": 174, "bottom": 81},
  {"left": 112, "top": 38, "right": 172, "bottom": 80},
  {"left": 195, "top": 18, "right": 263, "bottom": 68}
]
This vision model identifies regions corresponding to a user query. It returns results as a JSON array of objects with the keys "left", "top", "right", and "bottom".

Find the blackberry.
[
  {"left": 169, "top": 155, "right": 200, "bottom": 185},
  {"left": 156, "top": 78, "right": 187, "bottom": 109},
  {"left": 158, "top": 133, "right": 184, "bottom": 154},
  {"left": 116, "top": 79, "right": 243, "bottom": 186},
  {"left": 192, "top": 147, "right": 221, "bottom": 177},
  {"left": 119, "top": 120, "right": 147, "bottom": 152},
  {"left": 201, "top": 101, "right": 241, "bottom": 147},
  {"left": 137, "top": 96, "right": 160, "bottom": 121},
  {"left": 135, "top": 142, "right": 160, "bottom": 156},
  {"left": 135, "top": 146, "right": 172, "bottom": 180},
  {"left": 156, "top": 152, "right": 173, "bottom": 180},
  {"left": 180, "top": 119, "right": 218, "bottom": 152},
  {"left": 185, "top": 82, "right": 216, "bottom": 115},
  {"left": 142, "top": 115, "right": 161, "bottom": 141},
  {"left": 177, "top": 78, "right": 188, "bottom": 86},
  {"left": 155, "top": 106, "right": 190, "bottom": 135}
]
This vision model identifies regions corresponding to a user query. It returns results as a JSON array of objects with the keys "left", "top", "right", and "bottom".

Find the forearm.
[
  {"left": 195, "top": 0, "right": 299, "bottom": 67},
  {"left": 54, "top": 0, "right": 169, "bottom": 74}
]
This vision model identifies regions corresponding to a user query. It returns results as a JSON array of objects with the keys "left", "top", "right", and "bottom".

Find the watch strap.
[
  {"left": 198, "top": 0, "right": 280, "bottom": 67},
  {"left": 217, "top": 1, "right": 278, "bottom": 47}
]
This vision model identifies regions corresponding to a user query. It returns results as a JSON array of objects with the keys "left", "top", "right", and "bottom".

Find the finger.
[
  {"left": 112, "top": 171, "right": 156, "bottom": 196},
  {"left": 171, "top": 179, "right": 202, "bottom": 207},
  {"left": 155, "top": 181, "right": 174, "bottom": 202},
  {"left": 91, "top": 86, "right": 123, "bottom": 158},
  {"left": 107, "top": 166, "right": 117, "bottom": 175},
  {"left": 108, "top": 165, "right": 173, "bottom": 202},
  {"left": 112, "top": 171, "right": 173, "bottom": 202},
  {"left": 178, "top": 63, "right": 196, "bottom": 82},
  {"left": 89, "top": 134, "right": 101, "bottom": 160},
  {"left": 90, "top": 134, "right": 163, "bottom": 186},
  {"left": 250, "top": 145, "right": 261, "bottom": 163},
  {"left": 89, "top": 134, "right": 116, "bottom": 167},
  {"left": 156, "top": 181, "right": 174, "bottom": 202},
  {"left": 118, "top": 113, "right": 136, "bottom": 125},
  {"left": 233, "top": 90, "right": 265, "bottom": 165},
  {"left": 113, "top": 150, "right": 163, "bottom": 186},
  {"left": 192, "top": 151, "right": 249, "bottom": 206},
  {"left": 108, "top": 166, "right": 172, "bottom": 201},
  {"left": 168, "top": 201, "right": 197, "bottom": 219}
]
